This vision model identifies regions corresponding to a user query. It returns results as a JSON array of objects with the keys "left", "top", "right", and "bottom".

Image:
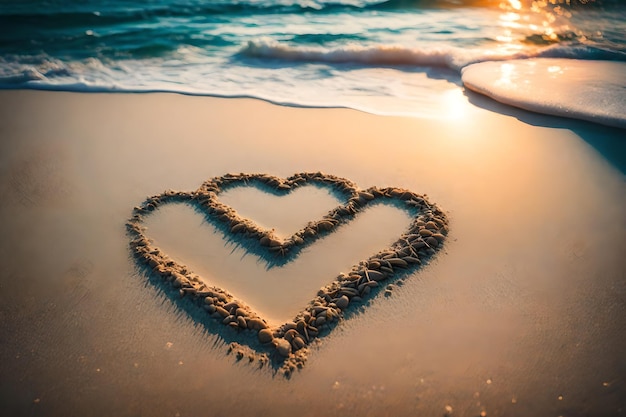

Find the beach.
[{"left": 0, "top": 89, "right": 624, "bottom": 416}]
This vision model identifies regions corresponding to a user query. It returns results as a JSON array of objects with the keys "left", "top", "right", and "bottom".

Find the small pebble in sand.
[
  {"left": 366, "top": 269, "right": 385, "bottom": 282},
  {"left": 335, "top": 295, "right": 349, "bottom": 309},
  {"left": 274, "top": 338, "right": 292, "bottom": 357},
  {"left": 425, "top": 221, "right": 438, "bottom": 230},
  {"left": 292, "top": 336, "right": 306, "bottom": 350},
  {"left": 258, "top": 328, "right": 273, "bottom": 344},
  {"left": 419, "top": 229, "right": 433, "bottom": 237}
]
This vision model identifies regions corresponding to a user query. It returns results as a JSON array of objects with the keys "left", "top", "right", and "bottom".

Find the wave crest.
[
  {"left": 239, "top": 38, "right": 467, "bottom": 70},
  {"left": 239, "top": 38, "right": 626, "bottom": 72}
]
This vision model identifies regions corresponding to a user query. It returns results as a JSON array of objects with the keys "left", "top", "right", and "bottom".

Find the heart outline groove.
[{"left": 127, "top": 172, "right": 448, "bottom": 376}]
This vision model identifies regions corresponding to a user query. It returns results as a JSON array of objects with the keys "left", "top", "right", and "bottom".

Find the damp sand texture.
[{"left": 0, "top": 90, "right": 624, "bottom": 417}]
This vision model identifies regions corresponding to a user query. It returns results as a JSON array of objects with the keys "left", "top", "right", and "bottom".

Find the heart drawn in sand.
[{"left": 127, "top": 173, "right": 448, "bottom": 376}]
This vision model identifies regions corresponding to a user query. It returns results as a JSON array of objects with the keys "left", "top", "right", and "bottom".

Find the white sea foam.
[
  {"left": 2, "top": 47, "right": 625, "bottom": 127},
  {"left": 239, "top": 38, "right": 626, "bottom": 73},
  {"left": 240, "top": 38, "right": 467, "bottom": 70},
  {"left": 462, "top": 58, "right": 626, "bottom": 129}
]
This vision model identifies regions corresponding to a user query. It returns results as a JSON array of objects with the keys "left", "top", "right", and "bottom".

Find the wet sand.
[{"left": 0, "top": 90, "right": 624, "bottom": 416}]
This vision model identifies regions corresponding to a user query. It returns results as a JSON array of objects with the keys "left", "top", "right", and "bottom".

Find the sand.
[
  {"left": 142, "top": 186, "right": 418, "bottom": 325},
  {"left": 0, "top": 89, "right": 624, "bottom": 416}
]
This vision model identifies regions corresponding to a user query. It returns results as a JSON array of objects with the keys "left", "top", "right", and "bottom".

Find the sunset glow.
[
  {"left": 506, "top": 0, "right": 523, "bottom": 10},
  {"left": 1, "top": 0, "right": 625, "bottom": 414}
]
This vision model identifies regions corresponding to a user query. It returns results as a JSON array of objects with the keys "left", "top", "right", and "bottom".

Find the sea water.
[{"left": 1, "top": 0, "right": 624, "bottom": 124}]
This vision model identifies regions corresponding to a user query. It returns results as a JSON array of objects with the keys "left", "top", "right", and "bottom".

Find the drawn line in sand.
[{"left": 127, "top": 172, "right": 448, "bottom": 377}]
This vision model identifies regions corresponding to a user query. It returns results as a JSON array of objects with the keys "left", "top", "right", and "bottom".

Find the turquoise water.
[{"left": 1, "top": 0, "right": 625, "bottom": 119}]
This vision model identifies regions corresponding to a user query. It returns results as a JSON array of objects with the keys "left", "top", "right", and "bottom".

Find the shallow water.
[{"left": 1, "top": 0, "right": 625, "bottom": 123}]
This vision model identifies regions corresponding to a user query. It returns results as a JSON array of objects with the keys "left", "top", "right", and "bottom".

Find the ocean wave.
[
  {"left": 239, "top": 38, "right": 468, "bottom": 70},
  {"left": 3, "top": 37, "right": 624, "bottom": 90},
  {"left": 238, "top": 38, "right": 626, "bottom": 73},
  {"left": 0, "top": 55, "right": 112, "bottom": 86},
  {"left": 290, "top": 33, "right": 370, "bottom": 45},
  {"left": 1, "top": 0, "right": 566, "bottom": 25},
  {"left": 0, "top": 68, "right": 46, "bottom": 85},
  {"left": 1, "top": 0, "right": 622, "bottom": 30},
  {"left": 0, "top": 1, "right": 388, "bottom": 24},
  {"left": 535, "top": 44, "right": 626, "bottom": 61}
]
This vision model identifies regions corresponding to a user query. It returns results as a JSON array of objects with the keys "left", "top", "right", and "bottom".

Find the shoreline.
[
  {"left": 3, "top": 58, "right": 626, "bottom": 130},
  {"left": 0, "top": 89, "right": 624, "bottom": 416}
]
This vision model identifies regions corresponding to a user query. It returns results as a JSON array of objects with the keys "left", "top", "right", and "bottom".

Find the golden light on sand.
[
  {"left": 2, "top": 77, "right": 625, "bottom": 412},
  {"left": 442, "top": 89, "right": 469, "bottom": 120}
]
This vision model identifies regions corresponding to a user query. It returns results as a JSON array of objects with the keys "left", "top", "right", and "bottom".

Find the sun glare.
[
  {"left": 496, "top": 30, "right": 514, "bottom": 43},
  {"left": 495, "top": 63, "right": 516, "bottom": 87},
  {"left": 507, "top": 0, "right": 523, "bottom": 10},
  {"left": 442, "top": 89, "right": 469, "bottom": 121},
  {"left": 500, "top": 12, "right": 521, "bottom": 22},
  {"left": 496, "top": 0, "right": 571, "bottom": 52}
]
